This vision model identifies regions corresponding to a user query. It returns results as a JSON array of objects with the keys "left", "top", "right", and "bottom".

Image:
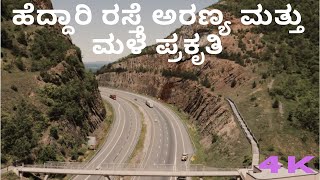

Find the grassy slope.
[{"left": 1, "top": 0, "right": 106, "bottom": 165}]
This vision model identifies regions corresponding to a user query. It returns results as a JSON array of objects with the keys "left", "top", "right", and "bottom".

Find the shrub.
[
  {"left": 211, "top": 134, "right": 219, "bottom": 144},
  {"left": 10, "top": 85, "right": 18, "bottom": 92},
  {"left": 201, "top": 75, "right": 211, "bottom": 88},
  {"left": 50, "top": 127, "right": 59, "bottom": 140},
  {"left": 252, "top": 81, "right": 257, "bottom": 88},
  {"left": 250, "top": 96, "right": 257, "bottom": 101},
  {"left": 162, "top": 69, "right": 198, "bottom": 81},
  {"left": 231, "top": 79, "right": 237, "bottom": 88},
  {"left": 1, "top": 29, "right": 12, "bottom": 48},
  {"left": 15, "top": 58, "right": 25, "bottom": 71},
  {"left": 17, "top": 31, "right": 27, "bottom": 46},
  {"left": 37, "top": 146, "right": 57, "bottom": 163},
  {"left": 272, "top": 99, "right": 279, "bottom": 108}
]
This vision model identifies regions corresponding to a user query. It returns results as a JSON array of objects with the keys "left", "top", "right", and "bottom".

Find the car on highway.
[
  {"left": 146, "top": 100, "right": 154, "bottom": 108},
  {"left": 177, "top": 177, "right": 186, "bottom": 180},
  {"left": 181, "top": 153, "right": 188, "bottom": 161},
  {"left": 110, "top": 95, "right": 116, "bottom": 100}
]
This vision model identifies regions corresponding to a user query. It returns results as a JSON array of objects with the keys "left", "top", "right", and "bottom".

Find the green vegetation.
[
  {"left": 1, "top": 171, "right": 19, "bottom": 180},
  {"left": 1, "top": 100, "right": 48, "bottom": 163},
  {"left": 162, "top": 69, "right": 198, "bottom": 81},
  {"left": 201, "top": 75, "right": 211, "bottom": 88},
  {"left": 1, "top": 0, "right": 106, "bottom": 165},
  {"left": 215, "top": 0, "right": 319, "bottom": 139},
  {"left": 128, "top": 101, "right": 147, "bottom": 163}
]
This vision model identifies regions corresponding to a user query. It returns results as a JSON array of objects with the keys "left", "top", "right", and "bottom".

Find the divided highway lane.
[
  {"left": 99, "top": 87, "right": 194, "bottom": 180},
  {"left": 74, "top": 93, "right": 142, "bottom": 180}
]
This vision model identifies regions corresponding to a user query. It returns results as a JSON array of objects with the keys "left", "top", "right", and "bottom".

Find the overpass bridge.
[{"left": 16, "top": 162, "right": 242, "bottom": 179}]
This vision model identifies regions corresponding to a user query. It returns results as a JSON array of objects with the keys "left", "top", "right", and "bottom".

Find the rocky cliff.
[{"left": 1, "top": 0, "right": 106, "bottom": 164}]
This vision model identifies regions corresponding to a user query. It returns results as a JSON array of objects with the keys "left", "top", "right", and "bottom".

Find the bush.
[
  {"left": 211, "top": 134, "right": 219, "bottom": 144},
  {"left": 50, "top": 127, "right": 59, "bottom": 140},
  {"left": 231, "top": 79, "right": 237, "bottom": 88},
  {"left": 15, "top": 58, "right": 25, "bottom": 71},
  {"left": 17, "top": 31, "right": 27, "bottom": 46},
  {"left": 201, "top": 75, "right": 211, "bottom": 88},
  {"left": 1, "top": 29, "right": 12, "bottom": 48},
  {"left": 272, "top": 99, "right": 279, "bottom": 108},
  {"left": 37, "top": 146, "right": 57, "bottom": 163},
  {"left": 1, "top": 100, "right": 46, "bottom": 162},
  {"left": 10, "top": 85, "right": 18, "bottom": 91},
  {"left": 162, "top": 69, "right": 198, "bottom": 81},
  {"left": 252, "top": 81, "right": 256, "bottom": 89}
]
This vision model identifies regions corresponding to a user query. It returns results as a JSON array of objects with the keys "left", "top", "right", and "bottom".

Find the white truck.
[{"left": 146, "top": 100, "right": 154, "bottom": 108}]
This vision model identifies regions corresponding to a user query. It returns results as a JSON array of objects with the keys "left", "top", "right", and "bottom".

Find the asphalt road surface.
[{"left": 74, "top": 87, "right": 194, "bottom": 180}]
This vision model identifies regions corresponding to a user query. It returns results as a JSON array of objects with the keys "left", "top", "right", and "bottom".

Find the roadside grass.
[{"left": 127, "top": 101, "right": 147, "bottom": 164}]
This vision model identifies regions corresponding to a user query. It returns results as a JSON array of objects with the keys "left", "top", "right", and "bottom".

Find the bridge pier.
[
  {"left": 44, "top": 174, "right": 49, "bottom": 180},
  {"left": 19, "top": 172, "right": 23, "bottom": 180},
  {"left": 104, "top": 176, "right": 111, "bottom": 180}
]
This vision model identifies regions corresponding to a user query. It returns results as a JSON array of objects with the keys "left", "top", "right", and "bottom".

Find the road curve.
[
  {"left": 99, "top": 87, "right": 194, "bottom": 180},
  {"left": 74, "top": 91, "right": 142, "bottom": 180}
]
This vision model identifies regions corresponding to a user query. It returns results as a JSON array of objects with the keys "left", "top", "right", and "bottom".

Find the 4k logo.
[{"left": 259, "top": 156, "right": 315, "bottom": 173}]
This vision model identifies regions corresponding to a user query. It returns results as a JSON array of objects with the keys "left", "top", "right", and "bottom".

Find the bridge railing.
[{"left": 22, "top": 162, "right": 239, "bottom": 172}]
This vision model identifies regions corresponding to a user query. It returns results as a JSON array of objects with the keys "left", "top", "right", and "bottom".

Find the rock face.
[{"left": 97, "top": 6, "right": 259, "bottom": 166}]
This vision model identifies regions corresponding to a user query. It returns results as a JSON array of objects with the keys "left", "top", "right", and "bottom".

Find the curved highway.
[
  {"left": 74, "top": 91, "right": 142, "bottom": 180},
  {"left": 99, "top": 87, "right": 194, "bottom": 180},
  {"left": 74, "top": 87, "right": 194, "bottom": 180}
]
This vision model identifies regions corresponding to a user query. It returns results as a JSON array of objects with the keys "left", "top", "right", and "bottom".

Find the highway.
[
  {"left": 74, "top": 90, "right": 142, "bottom": 180},
  {"left": 75, "top": 87, "right": 194, "bottom": 180},
  {"left": 99, "top": 87, "right": 194, "bottom": 180}
]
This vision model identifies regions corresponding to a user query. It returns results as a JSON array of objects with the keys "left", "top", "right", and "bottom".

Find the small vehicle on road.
[
  {"left": 95, "top": 165, "right": 101, "bottom": 170},
  {"left": 177, "top": 177, "right": 186, "bottom": 180},
  {"left": 110, "top": 95, "right": 116, "bottom": 100},
  {"left": 181, "top": 153, "right": 188, "bottom": 161},
  {"left": 146, "top": 100, "right": 154, "bottom": 108}
]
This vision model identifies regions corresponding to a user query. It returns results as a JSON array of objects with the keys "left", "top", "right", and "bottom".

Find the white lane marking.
[
  {"left": 79, "top": 98, "right": 122, "bottom": 180},
  {"left": 152, "top": 107, "right": 178, "bottom": 175},
  {"left": 85, "top": 98, "right": 127, "bottom": 180},
  {"left": 101, "top": 88, "right": 182, "bottom": 180},
  {"left": 118, "top": 98, "right": 139, "bottom": 163}
]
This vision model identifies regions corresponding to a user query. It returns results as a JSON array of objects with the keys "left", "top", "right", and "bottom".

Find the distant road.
[{"left": 75, "top": 87, "right": 194, "bottom": 180}]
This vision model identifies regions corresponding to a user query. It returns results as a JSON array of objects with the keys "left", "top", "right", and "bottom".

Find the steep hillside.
[
  {"left": 97, "top": 0, "right": 319, "bottom": 168},
  {"left": 1, "top": 0, "right": 106, "bottom": 164}
]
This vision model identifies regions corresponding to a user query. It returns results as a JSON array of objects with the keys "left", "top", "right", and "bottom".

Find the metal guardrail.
[
  {"left": 226, "top": 98, "right": 260, "bottom": 150},
  {"left": 22, "top": 162, "right": 238, "bottom": 172}
]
